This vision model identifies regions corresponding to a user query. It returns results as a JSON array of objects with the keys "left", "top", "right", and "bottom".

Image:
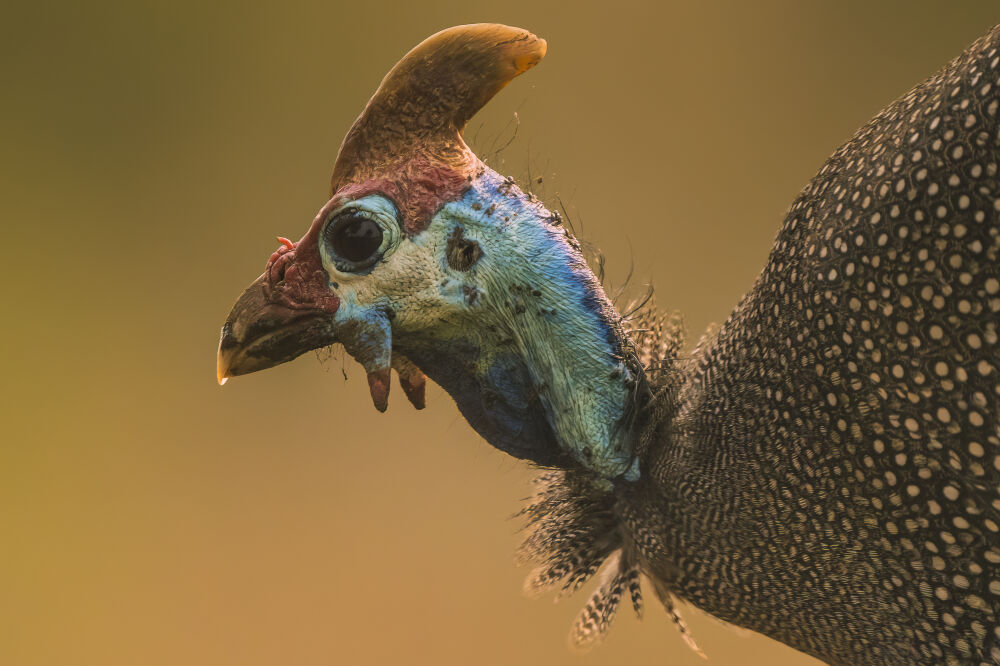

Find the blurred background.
[{"left": 2, "top": 1, "right": 998, "bottom": 664}]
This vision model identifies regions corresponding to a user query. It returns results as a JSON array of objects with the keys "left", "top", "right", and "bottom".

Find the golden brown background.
[{"left": 3, "top": 1, "right": 999, "bottom": 664}]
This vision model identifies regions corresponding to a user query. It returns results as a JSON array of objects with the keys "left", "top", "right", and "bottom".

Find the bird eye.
[{"left": 323, "top": 212, "right": 385, "bottom": 270}]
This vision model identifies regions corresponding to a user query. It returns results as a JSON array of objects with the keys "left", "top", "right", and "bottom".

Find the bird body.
[
  {"left": 628, "top": 26, "right": 1000, "bottom": 662},
  {"left": 218, "top": 23, "right": 1000, "bottom": 664}
]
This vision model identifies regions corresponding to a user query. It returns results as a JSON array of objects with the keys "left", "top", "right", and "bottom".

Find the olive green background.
[{"left": 2, "top": 2, "right": 998, "bottom": 664}]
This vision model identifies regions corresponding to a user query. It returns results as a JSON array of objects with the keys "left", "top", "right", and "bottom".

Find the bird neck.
[{"left": 396, "top": 169, "right": 647, "bottom": 480}]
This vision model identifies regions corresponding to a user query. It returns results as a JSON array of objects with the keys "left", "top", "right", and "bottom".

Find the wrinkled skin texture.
[
  {"left": 219, "top": 25, "right": 642, "bottom": 479},
  {"left": 380, "top": 169, "right": 642, "bottom": 472}
]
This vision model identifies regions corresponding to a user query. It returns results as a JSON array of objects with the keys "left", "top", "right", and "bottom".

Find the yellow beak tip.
[{"left": 216, "top": 352, "right": 231, "bottom": 386}]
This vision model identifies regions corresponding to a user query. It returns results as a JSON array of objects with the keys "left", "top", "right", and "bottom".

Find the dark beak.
[{"left": 216, "top": 273, "right": 338, "bottom": 385}]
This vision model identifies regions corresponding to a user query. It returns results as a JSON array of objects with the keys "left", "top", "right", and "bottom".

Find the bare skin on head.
[
  {"left": 217, "top": 23, "right": 638, "bottom": 478},
  {"left": 218, "top": 23, "right": 1000, "bottom": 665}
]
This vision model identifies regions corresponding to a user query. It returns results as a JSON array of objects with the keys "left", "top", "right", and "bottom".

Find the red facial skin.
[
  {"left": 366, "top": 368, "right": 392, "bottom": 412},
  {"left": 397, "top": 371, "right": 426, "bottom": 409},
  {"left": 262, "top": 234, "right": 340, "bottom": 314},
  {"left": 263, "top": 155, "right": 474, "bottom": 313},
  {"left": 333, "top": 158, "right": 472, "bottom": 236}
]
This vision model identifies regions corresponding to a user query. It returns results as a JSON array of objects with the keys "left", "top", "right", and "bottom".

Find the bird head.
[{"left": 217, "top": 24, "right": 643, "bottom": 480}]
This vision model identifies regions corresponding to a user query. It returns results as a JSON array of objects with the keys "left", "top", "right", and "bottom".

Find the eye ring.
[
  {"left": 320, "top": 199, "right": 399, "bottom": 274},
  {"left": 325, "top": 211, "right": 383, "bottom": 267}
]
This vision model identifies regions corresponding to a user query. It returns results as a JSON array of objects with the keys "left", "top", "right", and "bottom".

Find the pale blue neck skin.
[{"left": 390, "top": 168, "right": 641, "bottom": 480}]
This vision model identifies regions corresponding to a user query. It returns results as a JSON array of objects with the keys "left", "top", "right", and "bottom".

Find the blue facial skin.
[
  {"left": 393, "top": 168, "right": 636, "bottom": 476},
  {"left": 397, "top": 338, "right": 571, "bottom": 467}
]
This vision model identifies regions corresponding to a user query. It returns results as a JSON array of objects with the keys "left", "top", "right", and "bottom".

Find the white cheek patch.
[{"left": 324, "top": 214, "right": 487, "bottom": 357}]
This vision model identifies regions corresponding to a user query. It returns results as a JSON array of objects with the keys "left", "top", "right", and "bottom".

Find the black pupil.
[{"left": 329, "top": 215, "right": 382, "bottom": 264}]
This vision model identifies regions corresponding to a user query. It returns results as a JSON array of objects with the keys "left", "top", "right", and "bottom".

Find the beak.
[
  {"left": 216, "top": 273, "right": 338, "bottom": 385},
  {"left": 216, "top": 272, "right": 428, "bottom": 412}
]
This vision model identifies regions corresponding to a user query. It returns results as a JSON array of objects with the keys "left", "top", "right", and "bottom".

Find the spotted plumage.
[
  {"left": 218, "top": 23, "right": 1000, "bottom": 665},
  {"left": 522, "top": 24, "right": 1000, "bottom": 665}
]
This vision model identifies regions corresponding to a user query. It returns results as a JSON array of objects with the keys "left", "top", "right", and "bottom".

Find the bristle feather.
[{"left": 516, "top": 301, "right": 698, "bottom": 654}]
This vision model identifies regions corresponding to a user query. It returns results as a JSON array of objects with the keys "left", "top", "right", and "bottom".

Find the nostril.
[
  {"left": 266, "top": 239, "right": 297, "bottom": 284},
  {"left": 274, "top": 253, "right": 295, "bottom": 283}
]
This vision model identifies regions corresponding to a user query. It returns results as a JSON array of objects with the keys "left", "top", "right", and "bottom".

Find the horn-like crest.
[{"left": 331, "top": 23, "right": 546, "bottom": 193}]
